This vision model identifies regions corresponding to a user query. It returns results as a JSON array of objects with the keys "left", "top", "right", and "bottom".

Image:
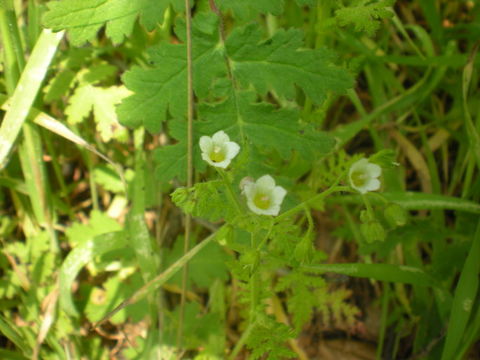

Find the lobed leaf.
[
  {"left": 118, "top": 13, "right": 225, "bottom": 132},
  {"left": 335, "top": 0, "right": 395, "bottom": 36},
  {"left": 198, "top": 90, "right": 336, "bottom": 159},
  {"left": 226, "top": 25, "right": 353, "bottom": 104},
  {"left": 44, "top": 0, "right": 183, "bottom": 46}
]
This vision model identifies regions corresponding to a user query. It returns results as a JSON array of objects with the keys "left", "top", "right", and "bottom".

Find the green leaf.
[
  {"left": 44, "top": 0, "right": 183, "bottom": 46},
  {"left": 118, "top": 13, "right": 225, "bottom": 132},
  {"left": 303, "top": 263, "right": 440, "bottom": 287},
  {"left": 60, "top": 231, "right": 127, "bottom": 316},
  {"left": 335, "top": 0, "right": 395, "bottom": 36},
  {"left": 65, "top": 210, "right": 122, "bottom": 247},
  {"left": 215, "top": 0, "right": 313, "bottom": 19},
  {"left": 65, "top": 85, "right": 130, "bottom": 142},
  {"left": 441, "top": 223, "right": 480, "bottom": 360},
  {"left": 154, "top": 90, "right": 335, "bottom": 183},
  {"left": 226, "top": 25, "right": 353, "bottom": 104},
  {"left": 199, "top": 91, "right": 336, "bottom": 159},
  {"left": 171, "top": 180, "right": 236, "bottom": 222},
  {"left": 332, "top": 192, "right": 480, "bottom": 214},
  {"left": 216, "top": 0, "right": 284, "bottom": 19}
]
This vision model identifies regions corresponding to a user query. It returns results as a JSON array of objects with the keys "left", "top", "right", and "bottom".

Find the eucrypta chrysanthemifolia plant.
[{"left": 41, "top": 0, "right": 404, "bottom": 357}]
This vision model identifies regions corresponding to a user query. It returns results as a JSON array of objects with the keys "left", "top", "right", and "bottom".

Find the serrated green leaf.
[
  {"left": 216, "top": 0, "right": 284, "bottom": 19},
  {"left": 44, "top": 0, "right": 184, "bottom": 45},
  {"left": 154, "top": 90, "right": 335, "bottom": 183},
  {"left": 118, "top": 13, "right": 225, "bottom": 132},
  {"left": 335, "top": 0, "right": 395, "bottom": 36},
  {"left": 65, "top": 85, "right": 130, "bottom": 142},
  {"left": 199, "top": 90, "right": 336, "bottom": 158},
  {"left": 226, "top": 25, "right": 353, "bottom": 104}
]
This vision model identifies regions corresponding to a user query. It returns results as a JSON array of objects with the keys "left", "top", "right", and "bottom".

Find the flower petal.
[
  {"left": 256, "top": 175, "right": 275, "bottom": 190},
  {"left": 365, "top": 178, "right": 381, "bottom": 192},
  {"left": 272, "top": 186, "right": 287, "bottom": 205},
  {"left": 226, "top": 141, "right": 240, "bottom": 160},
  {"left": 212, "top": 130, "right": 229, "bottom": 144},
  {"left": 199, "top": 136, "right": 212, "bottom": 153},
  {"left": 367, "top": 163, "right": 382, "bottom": 178}
]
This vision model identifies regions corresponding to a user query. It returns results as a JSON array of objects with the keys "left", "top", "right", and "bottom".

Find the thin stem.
[
  {"left": 276, "top": 185, "right": 351, "bottom": 222},
  {"left": 217, "top": 168, "right": 243, "bottom": 215},
  {"left": 228, "top": 321, "right": 256, "bottom": 360},
  {"left": 177, "top": 0, "right": 194, "bottom": 352}
]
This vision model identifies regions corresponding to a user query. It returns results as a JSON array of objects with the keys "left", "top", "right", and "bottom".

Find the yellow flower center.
[
  {"left": 253, "top": 193, "right": 271, "bottom": 210},
  {"left": 209, "top": 145, "right": 225, "bottom": 163},
  {"left": 351, "top": 170, "right": 367, "bottom": 187}
]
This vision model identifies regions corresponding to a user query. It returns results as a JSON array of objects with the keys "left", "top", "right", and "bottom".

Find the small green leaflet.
[
  {"left": 226, "top": 25, "right": 353, "bottom": 104},
  {"left": 335, "top": 0, "right": 395, "bottom": 36},
  {"left": 44, "top": 0, "right": 183, "bottom": 45},
  {"left": 118, "top": 13, "right": 225, "bottom": 132}
]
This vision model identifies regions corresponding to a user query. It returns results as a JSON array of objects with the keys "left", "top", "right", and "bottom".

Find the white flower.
[
  {"left": 349, "top": 158, "right": 382, "bottom": 194},
  {"left": 199, "top": 131, "right": 240, "bottom": 168},
  {"left": 242, "top": 175, "right": 287, "bottom": 216}
]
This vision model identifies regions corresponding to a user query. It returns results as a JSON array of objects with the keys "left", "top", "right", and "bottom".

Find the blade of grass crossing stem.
[
  {"left": 303, "top": 263, "right": 440, "bottom": 288},
  {"left": 440, "top": 222, "right": 480, "bottom": 360},
  {"left": 0, "top": 28, "right": 64, "bottom": 169},
  {"left": 462, "top": 41, "right": 480, "bottom": 170},
  {"left": 94, "top": 232, "right": 216, "bottom": 329}
]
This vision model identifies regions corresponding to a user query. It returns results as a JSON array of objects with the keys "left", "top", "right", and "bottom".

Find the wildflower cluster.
[{"left": 200, "top": 131, "right": 286, "bottom": 216}]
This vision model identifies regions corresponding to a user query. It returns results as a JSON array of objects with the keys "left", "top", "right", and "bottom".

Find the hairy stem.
[{"left": 177, "top": 0, "right": 195, "bottom": 352}]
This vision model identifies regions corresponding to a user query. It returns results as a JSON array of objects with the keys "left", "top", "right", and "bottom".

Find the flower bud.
[
  {"left": 294, "top": 235, "right": 314, "bottom": 264},
  {"left": 384, "top": 203, "right": 407, "bottom": 227},
  {"left": 361, "top": 221, "right": 385, "bottom": 243}
]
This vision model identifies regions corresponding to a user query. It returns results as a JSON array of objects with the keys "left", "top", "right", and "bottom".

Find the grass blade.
[
  {"left": 303, "top": 263, "right": 440, "bottom": 287},
  {"left": 331, "top": 192, "right": 480, "bottom": 214},
  {"left": 0, "top": 28, "right": 64, "bottom": 169},
  {"left": 441, "top": 222, "right": 480, "bottom": 360}
]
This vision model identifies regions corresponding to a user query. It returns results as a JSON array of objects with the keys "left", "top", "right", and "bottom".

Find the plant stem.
[
  {"left": 228, "top": 321, "right": 256, "bottom": 360},
  {"left": 276, "top": 185, "right": 350, "bottom": 222},
  {"left": 178, "top": 0, "right": 194, "bottom": 352},
  {"left": 217, "top": 168, "right": 243, "bottom": 215}
]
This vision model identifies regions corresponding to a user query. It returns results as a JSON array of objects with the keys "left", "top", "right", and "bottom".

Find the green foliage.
[
  {"left": 216, "top": 0, "right": 314, "bottom": 19},
  {"left": 118, "top": 13, "right": 224, "bottom": 132},
  {"left": 85, "top": 271, "right": 149, "bottom": 324},
  {"left": 246, "top": 315, "right": 296, "bottom": 360},
  {"left": 171, "top": 180, "right": 236, "bottom": 222},
  {"left": 226, "top": 25, "right": 353, "bottom": 104},
  {"left": 164, "top": 236, "right": 230, "bottom": 288},
  {"left": 44, "top": 0, "right": 184, "bottom": 45},
  {"left": 335, "top": 0, "right": 395, "bottom": 36}
]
